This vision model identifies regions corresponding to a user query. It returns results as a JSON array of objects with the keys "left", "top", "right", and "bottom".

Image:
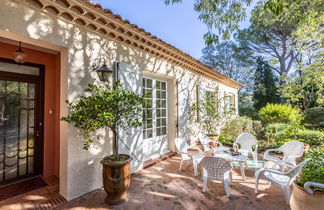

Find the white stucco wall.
[{"left": 0, "top": 0, "right": 239, "bottom": 200}]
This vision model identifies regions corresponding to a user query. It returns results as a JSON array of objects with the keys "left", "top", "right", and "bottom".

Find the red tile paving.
[
  {"left": 0, "top": 176, "right": 65, "bottom": 210},
  {"left": 58, "top": 155, "right": 290, "bottom": 210}
]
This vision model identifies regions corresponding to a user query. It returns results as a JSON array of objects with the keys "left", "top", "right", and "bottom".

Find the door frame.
[
  {"left": 142, "top": 76, "right": 170, "bottom": 161},
  {"left": 0, "top": 57, "right": 45, "bottom": 186}
]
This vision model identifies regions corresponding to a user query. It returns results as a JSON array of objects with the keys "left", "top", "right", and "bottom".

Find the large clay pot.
[
  {"left": 290, "top": 182, "right": 324, "bottom": 210},
  {"left": 100, "top": 154, "right": 132, "bottom": 205}
]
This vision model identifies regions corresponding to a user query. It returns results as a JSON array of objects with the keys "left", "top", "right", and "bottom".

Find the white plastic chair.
[
  {"left": 175, "top": 138, "right": 204, "bottom": 176},
  {"left": 235, "top": 133, "right": 258, "bottom": 166},
  {"left": 255, "top": 158, "right": 311, "bottom": 204},
  {"left": 304, "top": 182, "right": 324, "bottom": 194},
  {"left": 198, "top": 133, "right": 224, "bottom": 154},
  {"left": 201, "top": 156, "right": 233, "bottom": 197},
  {"left": 263, "top": 140, "right": 304, "bottom": 171}
]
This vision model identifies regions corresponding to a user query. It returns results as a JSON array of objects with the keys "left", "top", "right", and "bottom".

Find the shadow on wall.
[{"left": 3, "top": 0, "right": 222, "bottom": 199}]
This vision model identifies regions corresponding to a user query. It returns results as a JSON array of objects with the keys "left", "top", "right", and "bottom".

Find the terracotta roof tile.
[{"left": 76, "top": 0, "right": 243, "bottom": 88}]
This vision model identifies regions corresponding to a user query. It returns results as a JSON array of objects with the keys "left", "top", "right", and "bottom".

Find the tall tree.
[
  {"left": 201, "top": 41, "right": 254, "bottom": 93},
  {"left": 164, "top": 0, "right": 323, "bottom": 47},
  {"left": 253, "top": 57, "right": 279, "bottom": 110},
  {"left": 164, "top": 0, "right": 253, "bottom": 44},
  {"left": 237, "top": 1, "right": 309, "bottom": 85}
]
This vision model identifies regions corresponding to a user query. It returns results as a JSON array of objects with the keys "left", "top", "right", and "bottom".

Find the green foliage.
[
  {"left": 303, "top": 107, "right": 324, "bottom": 129},
  {"left": 221, "top": 116, "right": 253, "bottom": 138},
  {"left": 61, "top": 82, "right": 144, "bottom": 153},
  {"left": 296, "top": 130, "right": 324, "bottom": 147},
  {"left": 201, "top": 41, "right": 254, "bottom": 94},
  {"left": 297, "top": 147, "right": 324, "bottom": 192},
  {"left": 253, "top": 57, "right": 279, "bottom": 110},
  {"left": 218, "top": 134, "right": 235, "bottom": 146},
  {"left": 164, "top": 0, "right": 253, "bottom": 44},
  {"left": 191, "top": 87, "right": 234, "bottom": 135},
  {"left": 259, "top": 104, "right": 303, "bottom": 125},
  {"left": 264, "top": 123, "right": 324, "bottom": 146},
  {"left": 239, "top": 95, "right": 259, "bottom": 119},
  {"left": 280, "top": 65, "right": 324, "bottom": 110}
]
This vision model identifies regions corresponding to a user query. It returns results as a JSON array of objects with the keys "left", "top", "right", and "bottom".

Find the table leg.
[
  {"left": 239, "top": 162, "right": 246, "bottom": 180},
  {"left": 193, "top": 159, "right": 198, "bottom": 176}
]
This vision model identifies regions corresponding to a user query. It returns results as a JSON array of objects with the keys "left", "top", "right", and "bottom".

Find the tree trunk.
[{"left": 112, "top": 128, "right": 118, "bottom": 156}]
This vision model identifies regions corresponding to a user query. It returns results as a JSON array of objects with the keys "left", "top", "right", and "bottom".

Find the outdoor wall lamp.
[
  {"left": 14, "top": 41, "right": 27, "bottom": 63},
  {"left": 92, "top": 58, "right": 113, "bottom": 82}
]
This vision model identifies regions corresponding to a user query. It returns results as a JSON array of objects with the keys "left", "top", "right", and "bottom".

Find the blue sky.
[{"left": 98, "top": 0, "right": 254, "bottom": 59}]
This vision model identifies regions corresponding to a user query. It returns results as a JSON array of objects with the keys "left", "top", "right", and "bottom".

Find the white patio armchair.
[
  {"left": 235, "top": 133, "right": 258, "bottom": 165},
  {"left": 263, "top": 140, "right": 304, "bottom": 171},
  {"left": 198, "top": 133, "right": 225, "bottom": 154},
  {"left": 255, "top": 158, "right": 311, "bottom": 204},
  {"left": 175, "top": 138, "right": 204, "bottom": 176},
  {"left": 201, "top": 156, "right": 233, "bottom": 197}
]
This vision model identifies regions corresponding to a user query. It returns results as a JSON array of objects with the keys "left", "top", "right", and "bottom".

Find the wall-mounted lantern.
[
  {"left": 92, "top": 58, "right": 113, "bottom": 82},
  {"left": 14, "top": 41, "right": 27, "bottom": 63}
]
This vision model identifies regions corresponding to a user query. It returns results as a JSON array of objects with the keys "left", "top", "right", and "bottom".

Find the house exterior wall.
[{"left": 0, "top": 0, "right": 239, "bottom": 200}]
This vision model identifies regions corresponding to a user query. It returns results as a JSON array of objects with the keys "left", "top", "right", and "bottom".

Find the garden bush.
[
  {"left": 303, "top": 107, "right": 324, "bottom": 129},
  {"left": 221, "top": 116, "right": 254, "bottom": 138},
  {"left": 297, "top": 147, "right": 324, "bottom": 192},
  {"left": 220, "top": 116, "right": 262, "bottom": 145},
  {"left": 259, "top": 103, "right": 303, "bottom": 125},
  {"left": 264, "top": 123, "right": 324, "bottom": 146},
  {"left": 296, "top": 130, "right": 324, "bottom": 146},
  {"left": 218, "top": 134, "right": 235, "bottom": 146}
]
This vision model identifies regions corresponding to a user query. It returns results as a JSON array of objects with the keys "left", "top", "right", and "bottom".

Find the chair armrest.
[
  {"left": 256, "top": 168, "right": 286, "bottom": 177},
  {"left": 264, "top": 149, "right": 281, "bottom": 159},
  {"left": 285, "top": 155, "right": 301, "bottom": 163},
  {"left": 187, "top": 145, "right": 203, "bottom": 154},
  {"left": 304, "top": 182, "right": 324, "bottom": 195}
]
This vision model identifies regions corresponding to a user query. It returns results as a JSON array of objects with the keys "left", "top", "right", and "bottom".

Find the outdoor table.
[{"left": 214, "top": 150, "right": 247, "bottom": 180}]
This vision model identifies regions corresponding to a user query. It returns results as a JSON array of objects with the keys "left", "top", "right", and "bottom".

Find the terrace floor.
[{"left": 57, "top": 155, "right": 290, "bottom": 210}]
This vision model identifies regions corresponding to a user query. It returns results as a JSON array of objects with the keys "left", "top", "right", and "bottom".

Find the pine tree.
[{"left": 253, "top": 57, "right": 279, "bottom": 110}]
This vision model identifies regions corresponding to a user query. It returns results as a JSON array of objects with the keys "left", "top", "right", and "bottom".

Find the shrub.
[
  {"left": 264, "top": 123, "right": 289, "bottom": 141},
  {"left": 252, "top": 120, "right": 263, "bottom": 138},
  {"left": 297, "top": 147, "right": 324, "bottom": 192},
  {"left": 303, "top": 107, "right": 324, "bottom": 129},
  {"left": 218, "top": 134, "right": 235, "bottom": 146},
  {"left": 264, "top": 123, "right": 324, "bottom": 146},
  {"left": 259, "top": 104, "right": 303, "bottom": 125},
  {"left": 296, "top": 130, "right": 324, "bottom": 146},
  {"left": 221, "top": 116, "right": 254, "bottom": 138}
]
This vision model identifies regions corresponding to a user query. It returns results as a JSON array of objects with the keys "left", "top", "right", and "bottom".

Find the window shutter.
[
  {"left": 117, "top": 61, "right": 143, "bottom": 173},
  {"left": 177, "top": 80, "right": 190, "bottom": 140}
]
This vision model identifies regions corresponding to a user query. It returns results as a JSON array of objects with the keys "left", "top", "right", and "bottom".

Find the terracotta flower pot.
[
  {"left": 290, "top": 182, "right": 324, "bottom": 210},
  {"left": 100, "top": 154, "right": 132, "bottom": 205}
]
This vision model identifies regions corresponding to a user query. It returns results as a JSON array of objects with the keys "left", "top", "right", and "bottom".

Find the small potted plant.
[
  {"left": 62, "top": 82, "right": 144, "bottom": 205},
  {"left": 290, "top": 147, "right": 324, "bottom": 210}
]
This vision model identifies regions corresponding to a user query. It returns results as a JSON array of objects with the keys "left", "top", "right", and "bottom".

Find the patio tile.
[{"left": 57, "top": 155, "right": 290, "bottom": 210}]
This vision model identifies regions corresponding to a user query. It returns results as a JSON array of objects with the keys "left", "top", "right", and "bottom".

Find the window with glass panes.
[{"left": 142, "top": 78, "right": 167, "bottom": 139}]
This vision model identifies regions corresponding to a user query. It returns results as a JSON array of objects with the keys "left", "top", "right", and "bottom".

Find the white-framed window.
[{"left": 142, "top": 78, "right": 167, "bottom": 140}]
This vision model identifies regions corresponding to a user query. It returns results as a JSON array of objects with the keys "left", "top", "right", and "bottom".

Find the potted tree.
[
  {"left": 290, "top": 147, "right": 324, "bottom": 210},
  {"left": 62, "top": 82, "right": 144, "bottom": 205}
]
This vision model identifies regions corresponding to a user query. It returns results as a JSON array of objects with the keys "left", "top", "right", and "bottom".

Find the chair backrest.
[
  {"left": 235, "top": 133, "right": 257, "bottom": 151},
  {"left": 286, "top": 158, "right": 311, "bottom": 185},
  {"left": 175, "top": 138, "right": 189, "bottom": 153},
  {"left": 201, "top": 157, "right": 232, "bottom": 180},
  {"left": 175, "top": 138, "right": 191, "bottom": 160},
  {"left": 198, "top": 133, "right": 212, "bottom": 151},
  {"left": 281, "top": 140, "right": 304, "bottom": 162}
]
